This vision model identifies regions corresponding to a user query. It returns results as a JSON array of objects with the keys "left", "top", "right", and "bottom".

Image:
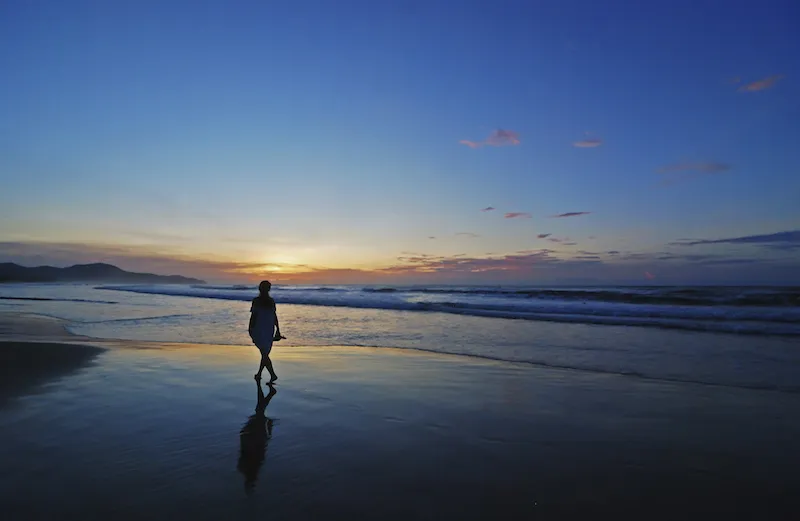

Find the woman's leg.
[
  {"left": 255, "top": 349, "right": 267, "bottom": 379},
  {"left": 264, "top": 355, "right": 278, "bottom": 382}
]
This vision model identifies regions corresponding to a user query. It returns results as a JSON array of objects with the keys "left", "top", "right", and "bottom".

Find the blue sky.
[{"left": 1, "top": 0, "right": 798, "bottom": 284}]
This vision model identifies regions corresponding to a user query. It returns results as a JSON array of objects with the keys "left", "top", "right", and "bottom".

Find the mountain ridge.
[{"left": 0, "top": 262, "right": 205, "bottom": 284}]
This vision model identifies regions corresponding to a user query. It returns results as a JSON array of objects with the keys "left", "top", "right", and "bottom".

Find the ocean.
[{"left": 1, "top": 283, "right": 798, "bottom": 392}]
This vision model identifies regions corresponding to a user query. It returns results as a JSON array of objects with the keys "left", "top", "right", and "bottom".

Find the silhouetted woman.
[{"left": 248, "top": 280, "right": 284, "bottom": 382}]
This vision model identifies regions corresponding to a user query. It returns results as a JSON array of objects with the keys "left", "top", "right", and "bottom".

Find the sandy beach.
[{"left": 1, "top": 312, "right": 799, "bottom": 520}]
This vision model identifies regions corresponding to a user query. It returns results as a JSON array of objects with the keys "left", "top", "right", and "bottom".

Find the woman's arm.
[
  {"left": 272, "top": 299, "right": 282, "bottom": 337},
  {"left": 248, "top": 308, "right": 257, "bottom": 336}
]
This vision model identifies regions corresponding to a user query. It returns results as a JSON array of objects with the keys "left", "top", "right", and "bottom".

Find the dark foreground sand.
[
  {"left": 0, "top": 341, "right": 104, "bottom": 406},
  {"left": 1, "top": 313, "right": 799, "bottom": 520}
]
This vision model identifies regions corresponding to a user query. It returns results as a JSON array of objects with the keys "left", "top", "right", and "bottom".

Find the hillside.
[{"left": 0, "top": 262, "right": 205, "bottom": 284}]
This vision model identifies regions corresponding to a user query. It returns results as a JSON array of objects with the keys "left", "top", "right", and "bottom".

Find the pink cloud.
[
  {"left": 504, "top": 212, "right": 531, "bottom": 219},
  {"left": 460, "top": 129, "right": 520, "bottom": 148},
  {"left": 573, "top": 138, "right": 602, "bottom": 148},
  {"left": 481, "top": 206, "right": 495, "bottom": 212},
  {"left": 644, "top": 271, "right": 656, "bottom": 280},
  {"left": 551, "top": 212, "right": 591, "bottom": 218},
  {"left": 738, "top": 74, "right": 784, "bottom": 92},
  {"left": 486, "top": 129, "right": 520, "bottom": 146}
]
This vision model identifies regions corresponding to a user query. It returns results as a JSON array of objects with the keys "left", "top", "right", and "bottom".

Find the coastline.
[{"left": 1, "top": 311, "right": 799, "bottom": 519}]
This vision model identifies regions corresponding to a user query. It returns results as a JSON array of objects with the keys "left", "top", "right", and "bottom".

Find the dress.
[{"left": 250, "top": 297, "right": 276, "bottom": 355}]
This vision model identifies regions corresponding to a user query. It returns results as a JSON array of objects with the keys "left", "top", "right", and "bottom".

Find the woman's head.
[{"left": 258, "top": 280, "right": 272, "bottom": 295}]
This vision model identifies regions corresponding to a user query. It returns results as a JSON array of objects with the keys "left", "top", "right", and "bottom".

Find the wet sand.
[
  {"left": 1, "top": 313, "right": 799, "bottom": 520},
  {"left": 0, "top": 341, "right": 104, "bottom": 407}
]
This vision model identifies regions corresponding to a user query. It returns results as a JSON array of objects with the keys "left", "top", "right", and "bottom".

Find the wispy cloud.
[
  {"left": 657, "top": 161, "right": 732, "bottom": 186},
  {"left": 738, "top": 74, "right": 784, "bottom": 92},
  {"left": 671, "top": 230, "right": 800, "bottom": 250},
  {"left": 460, "top": 129, "right": 520, "bottom": 148},
  {"left": 657, "top": 162, "right": 731, "bottom": 174},
  {"left": 573, "top": 138, "right": 602, "bottom": 148},
  {"left": 428, "top": 236, "right": 437, "bottom": 240},
  {"left": 480, "top": 206, "right": 495, "bottom": 212},
  {"left": 504, "top": 212, "right": 531, "bottom": 219},
  {"left": 486, "top": 129, "right": 520, "bottom": 146},
  {"left": 0, "top": 241, "right": 265, "bottom": 282},
  {"left": 537, "top": 233, "right": 551, "bottom": 239},
  {"left": 456, "top": 232, "right": 480, "bottom": 238},
  {"left": 644, "top": 271, "right": 655, "bottom": 280},
  {"left": 4, "top": 240, "right": 797, "bottom": 285},
  {"left": 551, "top": 212, "right": 591, "bottom": 218}
]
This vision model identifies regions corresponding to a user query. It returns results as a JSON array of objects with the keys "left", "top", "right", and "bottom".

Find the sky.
[{"left": 1, "top": 0, "right": 799, "bottom": 285}]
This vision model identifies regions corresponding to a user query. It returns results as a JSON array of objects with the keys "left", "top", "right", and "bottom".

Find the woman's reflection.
[{"left": 238, "top": 381, "right": 277, "bottom": 494}]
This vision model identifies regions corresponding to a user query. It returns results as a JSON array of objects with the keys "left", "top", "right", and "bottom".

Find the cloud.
[
  {"left": 428, "top": 236, "right": 436, "bottom": 240},
  {"left": 551, "top": 212, "right": 591, "bottom": 218},
  {"left": 696, "top": 258, "right": 763, "bottom": 266},
  {"left": 456, "top": 232, "right": 480, "bottom": 238},
  {"left": 657, "top": 161, "right": 732, "bottom": 186},
  {"left": 547, "top": 238, "right": 562, "bottom": 243},
  {"left": 644, "top": 271, "right": 655, "bottom": 280},
  {"left": 504, "top": 212, "right": 532, "bottom": 219},
  {"left": 460, "top": 129, "right": 520, "bottom": 148},
  {"left": 378, "top": 250, "right": 577, "bottom": 277},
  {"left": 4, "top": 240, "right": 798, "bottom": 285},
  {"left": 607, "top": 251, "right": 620, "bottom": 255},
  {"left": 573, "top": 138, "right": 602, "bottom": 148},
  {"left": 671, "top": 230, "right": 800, "bottom": 249},
  {"left": 537, "top": 233, "right": 551, "bottom": 239},
  {"left": 738, "top": 74, "right": 784, "bottom": 92},
  {"left": 0, "top": 240, "right": 269, "bottom": 282},
  {"left": 486, "top": 129, "right": 521, "bottom": 146},
  {"left": 657, "top": 162, "right": 731, "bottom": 174},
  {"left": 480, "top": 206, "right": 495, "bottom": 212}
]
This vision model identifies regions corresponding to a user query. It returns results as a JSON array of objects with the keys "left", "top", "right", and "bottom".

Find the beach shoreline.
[{"left": 2, "top": 311, "right": 800, "bottom": 519}]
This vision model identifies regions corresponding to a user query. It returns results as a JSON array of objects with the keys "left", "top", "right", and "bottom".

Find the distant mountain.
[{"left": 0, "top": 262, "right": 205, "bottom": 284}]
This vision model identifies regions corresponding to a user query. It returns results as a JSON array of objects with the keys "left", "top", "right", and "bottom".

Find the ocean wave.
[
  {"left": 359, "top": 286, "right": 800, "bottom": 307},
  {"left": 191, "top": 284, "right": 251, "bottom": 291},
  {"left": 212, "top": 284, "right": 800, "bottom": 307},
  {"left": 98, "top": 284, "right": 800, "bottom": 336},
  {"left": 0, "top": 296, "right": 120, "bottom": 304}
]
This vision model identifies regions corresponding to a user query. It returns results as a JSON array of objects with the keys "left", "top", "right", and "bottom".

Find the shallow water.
[{"left": 1, "top": 284, "right": 799, "bottom": 392}]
